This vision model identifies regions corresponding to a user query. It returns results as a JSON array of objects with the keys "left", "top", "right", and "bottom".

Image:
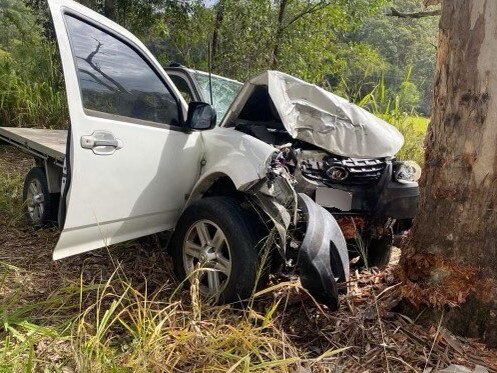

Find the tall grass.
[
  {"left": 359, "top": 74, "right": 428, "bottom": 165},
  {"left": 0, "top": 48, "right": 68, "bottom": 129},
  {"left": 0, "top": 0, "right": 68, "bottom": 129},
  {"left": 0, "top": 265, "right": 343, "bottom": 372}
]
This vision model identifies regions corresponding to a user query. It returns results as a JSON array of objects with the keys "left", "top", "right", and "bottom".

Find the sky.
[{"left": 203, "top": 0, "right": 218, "bottom": 7}]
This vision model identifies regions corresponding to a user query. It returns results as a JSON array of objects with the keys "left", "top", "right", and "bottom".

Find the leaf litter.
[{"left": 1, "top": 147, "right": 497, "bottom": 372}]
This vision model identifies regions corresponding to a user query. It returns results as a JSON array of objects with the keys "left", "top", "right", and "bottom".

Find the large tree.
[{"left": 400, "top": 0, "right": 497, "bottom": 347}]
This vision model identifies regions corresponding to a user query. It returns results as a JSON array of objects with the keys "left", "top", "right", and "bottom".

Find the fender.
[{"left": 186, "top": 127, "right": 276, "bottom": 205}]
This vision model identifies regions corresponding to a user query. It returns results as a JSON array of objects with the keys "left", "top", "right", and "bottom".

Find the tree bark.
[
  {"left": 400, "top": 0, "right": 497, "bottom": 347},
  {"left": 211, "top": 0, "right": 225, "bottom": 70},
  {"left": 270, "top": 0, "right": 287, "bottom": 69}
]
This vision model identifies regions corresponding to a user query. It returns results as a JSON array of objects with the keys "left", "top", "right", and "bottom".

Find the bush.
[
  {"left": 381, "top": 114, "right": 427, "bottom": 165},
  {"left": 358, "top": 74, "right": 427, "bottom": 165},
  {"left": 0, "top": 0, "right": 67, "bottom": 129}
]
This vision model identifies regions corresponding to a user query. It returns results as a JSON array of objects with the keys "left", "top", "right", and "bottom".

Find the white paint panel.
[{"left": 48, "top": 0, "right": 202, "bottom": 259}]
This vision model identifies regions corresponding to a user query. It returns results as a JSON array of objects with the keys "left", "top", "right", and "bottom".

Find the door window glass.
[
  {"left": 169, "top": 74, "right": 194, "bottom": 103},
  {"left": 65, "top": 15, "right": 179, "bottom": 125}
]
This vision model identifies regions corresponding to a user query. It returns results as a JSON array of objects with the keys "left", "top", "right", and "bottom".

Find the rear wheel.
[
  {"left": 23, "top": 167, "right": 59, "bottom": 228},
  {"left": 169, "top": 197, "right": 262, "bottom": 304}
]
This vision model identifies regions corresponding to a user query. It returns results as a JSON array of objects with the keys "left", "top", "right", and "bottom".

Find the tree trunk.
[
  {"left": 400, "top": 0, "right": 497, "bottom": 347},
  {"left": 270, "top": 0, "right": 287, "bottom": 69},
  {"left": 211, "top": 0, "right": 225, "bottom": 70},
  {"left": 104, "top": 0, "right": 117, "bottom": 21}
]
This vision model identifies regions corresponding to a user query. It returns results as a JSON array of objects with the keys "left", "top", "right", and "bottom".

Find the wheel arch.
[{"left": 186, "top": 172, "right": 245, "bottom": 207}]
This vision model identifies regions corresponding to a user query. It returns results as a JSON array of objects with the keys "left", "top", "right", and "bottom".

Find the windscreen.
[{"left": 194, "top": 72, "right": 242, "bottom": 124}]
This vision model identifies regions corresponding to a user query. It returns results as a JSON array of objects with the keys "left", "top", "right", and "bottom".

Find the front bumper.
[
  {"left": 297, "top": 162, "right": 420, "bottom": 220},
  {"left": 298, "top": 193, "right": 349, "bottom": 310},
  {"left": 373, "top": 179, "right": 419, "bottom": 220},
  {"left": 249, "top": 177, "right": 349, "bottom": 311}
]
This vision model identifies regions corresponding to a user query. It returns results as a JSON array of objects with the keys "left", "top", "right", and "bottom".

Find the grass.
[
  {"left": 0, "top": 54, "right": 68, "bottom": 129},
  {"left": 0, "top": 255, "right": 341, "bottom": 372},
  {"left": 1, "top": 268, "right": 329, "bottom": 372},
  {"left": 0, "top": 148, "right": 340, "bottom": 372},
  {"left": 384, "top": 114, "right": 428, "bottom": 165},
  {"left": 0, "top": 147, "right": 28, "bottom": 224},
  {"left": 1, "top": 149, "right": 496, "bottom": 372}
]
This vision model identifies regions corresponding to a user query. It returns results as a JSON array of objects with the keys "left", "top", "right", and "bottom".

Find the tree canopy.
[{"left": 0, "top": 0, "right": 439, "bottom": 128}]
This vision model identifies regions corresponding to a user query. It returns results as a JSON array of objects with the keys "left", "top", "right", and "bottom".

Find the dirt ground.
[{"left": 1, "top": 146, "right": 497, "bottom": 372}]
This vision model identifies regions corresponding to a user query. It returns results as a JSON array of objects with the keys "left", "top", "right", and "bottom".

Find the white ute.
[{"left": 0, "top": 0, "right": 350, "bottom": 309}]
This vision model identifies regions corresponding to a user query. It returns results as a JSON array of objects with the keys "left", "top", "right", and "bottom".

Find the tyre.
[
  {"left": 23, "top": 167, "right": 59, "bottom": 228},
  {"left": 366, "top": 236, "right": 393, "bottom": 268},
  {"left": 169, "top": 197, "right": 263, "bottom": 304}
]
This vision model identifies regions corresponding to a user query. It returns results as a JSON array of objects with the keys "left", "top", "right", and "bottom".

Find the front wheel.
[{"left": 169, "top": 197, "right": 262, "bottom": 304}]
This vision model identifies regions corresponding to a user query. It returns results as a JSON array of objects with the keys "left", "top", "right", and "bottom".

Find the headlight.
[{"left": 393, "top": 160, "right": 422, "bottom": 182}]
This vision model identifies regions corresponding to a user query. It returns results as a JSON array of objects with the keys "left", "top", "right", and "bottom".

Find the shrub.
[{"left": 0, "top": 0, "right": 67, "bottom": 129}]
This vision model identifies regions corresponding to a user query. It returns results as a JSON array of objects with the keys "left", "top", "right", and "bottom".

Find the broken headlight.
[{"left": 393, "top": 160, "right": 422, "bottom": 182}]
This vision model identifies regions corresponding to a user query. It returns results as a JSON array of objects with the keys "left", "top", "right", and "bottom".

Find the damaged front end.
[{"left": 247, "top": 151, "right": 349, "bottom": 310}]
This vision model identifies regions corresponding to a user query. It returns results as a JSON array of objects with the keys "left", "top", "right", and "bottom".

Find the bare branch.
[
  {"left": 284, "top": 1, "right": 330, "bottom": 29},
  {"left": 78, "top": 68, "right": 120, "bottom": 93},
  {"left": 386, "top": 7, "right": 441, "bottom": 18}
]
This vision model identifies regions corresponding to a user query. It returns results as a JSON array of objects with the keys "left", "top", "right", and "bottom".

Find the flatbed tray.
[{"left": 0, "top": 127, "right": 67, "bottom": 163}]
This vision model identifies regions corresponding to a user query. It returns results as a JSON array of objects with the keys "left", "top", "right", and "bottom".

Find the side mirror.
[{"left": 185, "top": 102, "right": 217, "bottom": 130}]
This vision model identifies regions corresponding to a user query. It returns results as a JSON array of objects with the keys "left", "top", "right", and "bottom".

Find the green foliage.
[
  {"left": 360, "top": 76, "right": 427, "bottom": 164},
  {"left": 398, "top": 80, "right": 421, "bottom": 111},
  {"left": 135, "top": 0, "right": 388, "bottom": 84},
  {"left": 348, "top": 0, "right": 439, "bottom": 114},
  {"left": 151, "top": 1, "right": 214, "bottom": 70},
  {"left": 190, "top": 0, "right": 277, "bottom": 80},
  {"left": 0, "top": 0, "right": 67, "bottom": 128},
  {"left": 0, "top": 0, "right": 432, "bottom": 160},
  {"left": 333, "top": 43, "right": 388, "bottom": 101}
]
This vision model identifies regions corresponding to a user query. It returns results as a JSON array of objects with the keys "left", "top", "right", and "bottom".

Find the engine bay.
[{"left": 235, "top": 120, "right": 387, "bottom": 188}]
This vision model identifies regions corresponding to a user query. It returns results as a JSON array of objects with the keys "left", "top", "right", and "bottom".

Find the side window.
[
  {"left": 64, "top": 15, "right": 180, "bottom": 126},
  {"left": 169, "top": 74, "right": 194, "bottom": 103}
]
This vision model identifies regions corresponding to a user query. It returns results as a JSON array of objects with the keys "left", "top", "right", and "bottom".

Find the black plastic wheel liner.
[{"left": 298, "top": 193, "right": 349, "bottom": 311}]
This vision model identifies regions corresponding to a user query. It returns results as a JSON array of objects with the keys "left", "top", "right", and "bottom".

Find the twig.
[
  {"left": 386, "top": 7, "right": 441, "bottom": 18},
  {"left": 373, "top": 288, "right": 390, "bottom": 372},
  {"left": 423, "top": 310, "right": 444, "bottom": 371}
]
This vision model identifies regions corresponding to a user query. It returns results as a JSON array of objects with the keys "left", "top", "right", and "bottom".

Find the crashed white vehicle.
[
  {"left": 164, "top": 67, "right": 420, "bottom": 268},
  {"left": 0, "top": 0, "right": 351, "bottom": 309},
  {"left": 222, "top": 72, "right": 421, "bottom": 266}
]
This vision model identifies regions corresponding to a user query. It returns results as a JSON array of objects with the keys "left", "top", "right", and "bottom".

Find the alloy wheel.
[
  {"left": 26, "top": 179, "right": 45, "bottom": 223},
  {"left": 182, "top": 219, "right": 232, "bottom": 301}
]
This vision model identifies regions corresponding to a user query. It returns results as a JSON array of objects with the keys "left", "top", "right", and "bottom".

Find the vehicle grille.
[
  {"left": 326, "top": 157, "right": 386, "bottom": 185},
  {"left": 300, "top": 156, "right": 386, "bottom": 185}
]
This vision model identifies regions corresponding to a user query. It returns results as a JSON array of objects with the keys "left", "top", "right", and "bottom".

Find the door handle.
[
  {"left": 81, "top": 131, "right": 122, "bottom": 155},
  {"left": 92, "top": 139, "right": 119, "bottom": 147}
]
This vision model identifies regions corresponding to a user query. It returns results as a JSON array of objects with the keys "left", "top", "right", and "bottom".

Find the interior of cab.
[{"left": 233, "top": 85, "right": 293, "bottom": 146}]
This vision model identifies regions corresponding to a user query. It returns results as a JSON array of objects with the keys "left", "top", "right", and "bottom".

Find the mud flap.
[{"left": 298, "top": 193, "right": 349, "bottom": 310}]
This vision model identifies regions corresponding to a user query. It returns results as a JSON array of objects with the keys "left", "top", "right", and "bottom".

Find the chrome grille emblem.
[{"left": 326, "top": 166, "right": 349, "bottom": 181}]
